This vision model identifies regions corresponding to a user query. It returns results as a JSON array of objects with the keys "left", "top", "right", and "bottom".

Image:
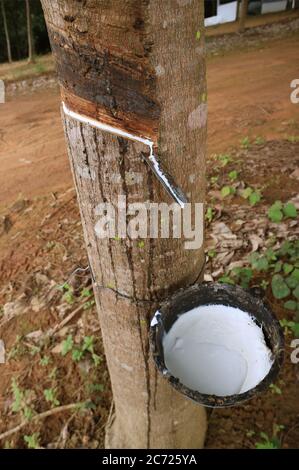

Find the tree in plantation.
[
  {"left": 42, "top": 0, "right": 207, "bottom": 449},
  {"left": 25, "top": 0, "right": 35, "bottom": 63},
  {"left": 239, "top": 0, "right": 248, "bottom": 33},
  {"left": 1, "top": 0, "right": 12, "bottom": 63}
]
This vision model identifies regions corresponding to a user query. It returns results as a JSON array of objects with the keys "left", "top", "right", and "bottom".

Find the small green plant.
[
  {"left": 269, "top": 384, "right": 282, "bottom": 395},
  {"left": 259, "top": 280, "right": 269, "bottom": 290},
  {"left": 11, "top": 379, "right": 34, "bottom": 421},
  {"left": 221, "top": 186, "right": 235, "bottom": 198},
  {"left": 283, "top": 202, "right": 297, "bottom": 218},
  {"left": 28, "top": 344, "right": 41, "bottom": 357},
  {"left": 80, "top": 288, "right": 95, "bottom": 309},
  {"left": 280, "top": 319, "right": 299, "bottom": 337},
  {"left": 72, "top": 336, "right": 102, "bottom": 367},
  {"left": 88, "top": 382, "right": 105, "bottom": 393},
  {"left": 256, "top": 424, "right": 284, "bottom": 449},
  {"left": 207, "top": 249, "right": 216, "bottom": 259},
  {"left": 255, "top": 432, "right": 280, "bottom": 449},
  {"left": 283, "top": 300, "right": 297, "bottom": 311},
  {"left": 255, "top": 136, "right": 265, "bottom": 145},
  {"left": 250, "top": 253, "right": 269, "bottom": 272},
  {"left": 268, "top": 201, "right": 297, "bottom": 223},
  {"left": 217, "top": 153, "right": 232, "bottom": 167},
  {"left": 61, "top": 335, "right": 74, "bottom": 356},
  {"left": 268, "top": 201, "right": 283, "bottom": 223},
  {"left": 241, "top": 187, "right": 252, "bottom": 199},
  {"left": 228, "top": 170, "right": 238, "bottom": 181},
  {"left": 233, "top": 267, "right": 253, "bottom": 288},
  {"left": 62, "top": 334, "right": 102, "bottom": 366},
  {"left": 249, "top": 191, "right": 261, "bottom": 206},
  {"left": 271, "top": 274, "right": 290, "bottom": 299},
  {"left": 72, "top": 348, "right": 84, "bottom": 362},
  {"left": 241, "top": 136, "right": 250, "bottom": 149},
  {"left": 219, "top": 268, "right": 253, "bottom": 289},
  {"left": 210, "top": 175, "right": 219, "bottom": 185},
  {"left": 3, "top": 441, "right": 13, "bottom": 449},
  {"left": 81, "top": 288, "right": 92, "bottom": 298},
  {"left": 7, "top": 339, "right": 22, "bottom": 360},
  {"left": 283, "top": 263, "right": 294, "bottom": 275},
  {"left": 11, "top": 379, "right": 24, "bottom": 413},
  {"left": 205, "top": 207, "right": 214, "bottom": 223},
  {"left": 44, "top": 388, "right": 60, "bottom": 407},
  {"left": 57, "top": 283, "right": 75, "bottom": 304},
  {"left": 83, "top": 299, "right": 95, "bottom": 310},
  {"left": 241, "top": 187, "right": 262, "bottom": 206},
  {"left": 24, "top": 433, "right": 40, "bottom": 449},
  {"left": 40, "top": 355, "right": 51, "bottom": 366},
  {"left": 218, "top": 275, "right": 235, "bottom": 285}
]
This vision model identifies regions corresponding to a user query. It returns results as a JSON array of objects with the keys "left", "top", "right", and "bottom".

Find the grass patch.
[{"left": 0, "top": 54, "right": 55, "bottom": 82}]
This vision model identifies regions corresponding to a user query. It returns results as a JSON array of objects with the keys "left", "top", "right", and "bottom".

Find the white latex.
[{"left": 163, "top": 304, "right": 273, "bottom": 396}]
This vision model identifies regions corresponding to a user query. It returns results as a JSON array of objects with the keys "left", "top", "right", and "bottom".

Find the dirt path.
[
  {"left": 0, "top": 90, "right": 69, "bottom": 208},
  {"left": 207, "top": 35, "right": 299, "bottom": 154},
  {"left": 0, "top": 35, "right": 298, "bottom": 208}
]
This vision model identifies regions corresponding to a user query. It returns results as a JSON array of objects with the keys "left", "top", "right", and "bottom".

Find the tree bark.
[
  {"left": 41, "top": 0, "right": 207, "bottom": 449},
  {"left": 239, "top": 0, "right": 248, "bottom": 33},
  {"left": 25, "top": 0, "right": 35, "bottom": 63},
  {"left": 1, "top": 0, "right": 12, "bottom": 63}
]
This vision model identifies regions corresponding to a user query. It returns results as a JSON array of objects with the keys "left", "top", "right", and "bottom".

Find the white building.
[{"left": 204, "top": 0, "right": 295, "bottom": 27}]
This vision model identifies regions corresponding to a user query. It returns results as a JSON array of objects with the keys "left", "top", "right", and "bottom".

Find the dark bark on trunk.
[
  {"left": 42, "top": 0, "right": 207, "bottom": 449},
  {"left": 1, "top": 0, "right": 12, "bottom": 63}
]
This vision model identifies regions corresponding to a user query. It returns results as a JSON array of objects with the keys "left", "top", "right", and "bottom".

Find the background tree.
[
  {"left": 41, "top": 0, "right": 207, "bottom": 449},
  {"left": 1, "top": 0, "right": 12, "bottom": 63},
  {"left": 0, "top": 0, "right": 50, "bottom": 64},
  {"left": 239, "top": 0, "right": 249, "bottom": 33},
  {"left": 25, "top": 0, "right": 35, "bottom": 63}
]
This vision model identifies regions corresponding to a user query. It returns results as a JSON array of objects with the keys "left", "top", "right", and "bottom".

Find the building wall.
[{"left": 204, "top": 1, "right": 238, "bottom": 26}]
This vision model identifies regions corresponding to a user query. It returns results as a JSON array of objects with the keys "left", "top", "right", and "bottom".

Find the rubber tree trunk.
[
  {"left": 1, "top": 0, "right": 12, "bottom": 63},
  {"left": 25, "top": 0, "right": 35, "bottom": 63},
  {"left": 239, "top": 0, "right": 248, "bottom": 32},
  {"left": 41, "top": 0, "right": 207, "bottom": 449}
]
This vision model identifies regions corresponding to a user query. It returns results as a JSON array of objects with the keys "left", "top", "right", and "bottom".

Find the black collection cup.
[{"left": 150, "top": 283, "right": 284, "bottom": 408}]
